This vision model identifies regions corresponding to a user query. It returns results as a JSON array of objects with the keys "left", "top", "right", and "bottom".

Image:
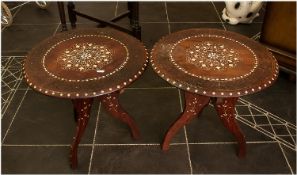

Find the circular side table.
[
  {"left": 23, "top": 28, "right": 148, "bottom": 169},
  {"left": 150, "top": 28, "right": 279, "bottom": 157}
]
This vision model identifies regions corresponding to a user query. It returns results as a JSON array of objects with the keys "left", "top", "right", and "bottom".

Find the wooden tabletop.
[
  {"left": 24, "top": 28, "right": 148, "bottom": 99},
  {"left": 150, "top": 28, "right": 279, "bottom": 97}
]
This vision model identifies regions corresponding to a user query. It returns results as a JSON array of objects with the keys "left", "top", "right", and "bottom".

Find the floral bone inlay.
[
  {"left": 186, "top": 41, "right": 239, "bottom": 70},
  {"left": 57, "top": 43, "right": 112, "bottom": 72}
]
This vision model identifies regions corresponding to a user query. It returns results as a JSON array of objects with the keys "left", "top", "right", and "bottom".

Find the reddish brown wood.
[
  {"left": 70, "top": 98, "right": 93, "bottom": 169},
  {"left": 162, "top": 92, "right": 210, "bottom": 151},
  {"left": 214, "top": 97, "right": 246, "bottom": 157},
  {"left": 150, "top": 28, "right": 279, "bottom": 97},
  {"left": 152, "top": 28, "right": 278, "bottom": 157},
  {"left": 23, "top": 28, "right": 148, "bottom": 169},
  {"left": 99, "top": 91, "right": 140, "bottom": 139},
  {"left": 24, "top": 28, "right": 148, "bottom": 99},
  {"left": 162, "top": 91, "right": 246, "bottom": 158}
]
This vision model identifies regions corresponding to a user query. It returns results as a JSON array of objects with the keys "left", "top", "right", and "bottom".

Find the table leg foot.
[
  {"left": 162, "top": 92, "right": 210, "bottom": 151},
  {"left": 99, "top": 92, "right": 140, "bottom": 139},
  {"left": 214, "top": 97, "right": 246, "bottom": 157},
  {"left": 70, "top": 98, "right": 93, "bottom": 169}
]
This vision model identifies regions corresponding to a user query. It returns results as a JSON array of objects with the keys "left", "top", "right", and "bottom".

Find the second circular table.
[{"left": 150, "top": 28, "right": 279, "bottom": 157}]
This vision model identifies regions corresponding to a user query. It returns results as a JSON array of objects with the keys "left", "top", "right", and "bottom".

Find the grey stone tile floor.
[{"left": 1, "top": 1, "right": 296, "bottom": 174}]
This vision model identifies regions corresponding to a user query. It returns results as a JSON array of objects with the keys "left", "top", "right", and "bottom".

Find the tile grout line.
[
  {"left": 88, "top": 103, "right": 102, "bottom": 174},
  {"left": 251, "top": 32, "right": 261, "bottom": 40},
  {"left": 211, "top": 1, "right": 227, "bottom": 31},
  {"left": 1, "top": 141, "right": 281, "bottom": 147},
  {"left": 183, "top": 127, "right": 193, "bottom": 174},
  {"left": 2, "top": 87, "right": 29, "bottom": 143},
  {"left": 9, "top": 1, "right": 30, "bottom": 11},
  {"left": 53, "top": 23, "right": 61, "bottom": 36},
  {"left": 178, "top": 89, "right": 193, "bottom": 174},
  {"left": 177, "top": 89, "right": 183, "bottom": 112},
  {"left": 278, "top": 143, "right": 294, "bottom": 174},
  {"left": 114, "top": 1, "right": 119, "bottom": 17},
  {"left": 164, "top": 2, "right": 171, "bottom": 34}
]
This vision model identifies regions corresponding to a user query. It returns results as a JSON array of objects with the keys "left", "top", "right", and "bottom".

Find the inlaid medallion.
[
  {"left": 42, "top": 35, "right": 129, "bottom": 82},
  {"left": 57, "top": 43, "right": 113, "bottom": 72},
  {"left": 169, "top": 35, "right": 258, "bottom": 81},
  {"left": 186, "top": 41, "right": 239, "bottom": 71}
]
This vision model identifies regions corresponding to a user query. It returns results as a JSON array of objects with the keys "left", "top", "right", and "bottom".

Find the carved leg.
[
  {"left": 214, "top": 97, "right": 246, "bottom": 157},
  {"left": 162, "top": 92, "right": 210, "bottom": 151},
  {"left": 70, "top": 98, "right": 93, "bottom": 169},
  {"left": 128, "top": 2, "right": 141, "bottom": 40},
  {"left": 67, "top": 2, "right": 76, "bottom": 29},
  {"left": 57, "top": 2, "right": 67, "bottom": 31},
  {"left": 99, "top": 91, "right": 140, "bottom": 139}
]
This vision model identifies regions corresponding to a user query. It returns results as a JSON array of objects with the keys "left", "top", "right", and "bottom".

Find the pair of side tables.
[{"left": 24, "top": 28, "right": 278, "bottom": 169}]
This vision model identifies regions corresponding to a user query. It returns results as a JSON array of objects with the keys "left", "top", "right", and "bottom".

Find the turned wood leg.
[
  {"left": 214, "top": 97, "right": 246, "bottom": 157},
  {"left": 70, "top": 98, "right": 93, "bottom": 169},
  {"left": 162, "top": 92, "right": 210, "bottom": 151},
  {"left": 99, "top": 91, "right": 140, "bottom": 139}
]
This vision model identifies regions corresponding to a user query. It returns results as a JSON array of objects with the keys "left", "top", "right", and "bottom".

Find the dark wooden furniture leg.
[
  {"left": 67, "top": 2, "right": 77, "bottom": 29},
  {"left": 57, "top": 2, "right": 67, "bottom": 31},
  {"left": 99, "top": 91, "right": 140, "bottom": 139},
  {"left": 70, "top": 98, "right": 93, "bottom": 169},
  {"left": 162, "top": 92, "right": 210, "bottom": 151},
  {"left": 214, "top": 97, "right": 246, "bottom": 157},
  {"left": 128, "top": 2, "right": 141, "bottom": 39}
]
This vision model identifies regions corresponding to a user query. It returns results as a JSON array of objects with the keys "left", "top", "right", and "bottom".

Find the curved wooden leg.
[
  {"left": 214, "top": 97, "right": 246, "bottom": 157},
  {"left": 162, "top": 92, "right": 210, "bottom": 151},
  {"left": 70, "top": 98, "right": 93, "bottom": 169},
  {"left": 99, "top": 91, "right": 140, "bottom": 139}
]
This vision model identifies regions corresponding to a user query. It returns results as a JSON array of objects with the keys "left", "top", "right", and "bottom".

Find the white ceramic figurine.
[{"left": 222, "top": 1, "right": 263, "bottom": 25}]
